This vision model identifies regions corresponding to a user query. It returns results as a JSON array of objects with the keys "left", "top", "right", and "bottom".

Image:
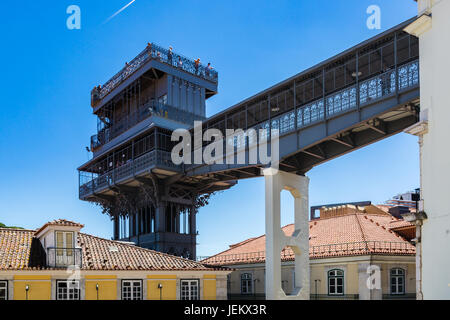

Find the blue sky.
[{"left": 0, "top": 0, "right": 418, "bottom": 256}]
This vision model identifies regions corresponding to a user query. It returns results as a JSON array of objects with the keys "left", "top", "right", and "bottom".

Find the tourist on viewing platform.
[
  {"left": 156, "top": 51, "right": 162, "bottom": 61},
  {"left": 168, "top": 46, "right": 173, "bottom": 65},
  {"left": 206, "top": 62, "right": 213, "bottom": 77},
  {"left": 146, "top": 42, "right": 152, "bottom": 54},
  {"left": 177, "top": 57, "right": 183, "bottom": 68},
  {"left": 194, "top": 58, "right": 200, "bottom": 75}
]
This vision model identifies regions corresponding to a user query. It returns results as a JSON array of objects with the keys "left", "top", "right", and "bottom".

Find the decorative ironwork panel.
[{"left": 93, "top": 43, "right": 218, "bottom": 103}]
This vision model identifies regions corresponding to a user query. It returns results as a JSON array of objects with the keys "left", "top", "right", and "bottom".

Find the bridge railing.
[
  {"left": 199, "top": 240, "right": 415, "bottom": 265},
  {"left": 188, "top": 59, "right": 419, "bottom": 164},
  {"left": 92, "top": 43, "right": 218, "bottom": 106},
  {"left": 255, "top": 60, "right": 419, "bottom": 139}
]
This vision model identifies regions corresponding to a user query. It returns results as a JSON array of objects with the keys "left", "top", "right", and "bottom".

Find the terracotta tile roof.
[
  {"left": 228, "top": 238, "right": 258, "bottom": 249},
  {"left": 35, "top": 219, "right": 85, "bottom": 236},
  {"left": 78, "top": 233, "right": 226, "bottom": 271},
  {"left": 0, "top": 228, "right": 34, "bottom": 270},
  {"left": 387, "top": 219, "right": 415, "bottom": 230},
  {"left": 0, "top": 225, "right": 227, "bottom": 272},
  {"left": 202, "top": 211, "right": 416, "bottom": 266}
]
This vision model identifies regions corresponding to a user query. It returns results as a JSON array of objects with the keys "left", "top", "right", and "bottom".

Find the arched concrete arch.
[{"left": 263, "top": 168, "right": 310, "bottom": 300}]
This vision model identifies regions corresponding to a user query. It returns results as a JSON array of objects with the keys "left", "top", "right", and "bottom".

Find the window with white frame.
[
  {"left": 390, "top": 268, "right": 405, "bottom": 295},
  {"left": 56, "top": 280, "right": 80, "bottom": 300},
  {"left": 180, "top": 279, "right": 199, "bottom": 300},
  {"left": 122, "top": 280, "right": 142, "bottom": 300},
  {"left": 241, "top": 273, "right": 253, "bottom": 294},
  {"left": 0, "top": 281, "right": 7, "bottom": 300},
  {"left": 55, "top": 231, "right": 75, "bottom": 266},
  {"left": 328, "top": 269, "right": 344, "bottom": 295}
]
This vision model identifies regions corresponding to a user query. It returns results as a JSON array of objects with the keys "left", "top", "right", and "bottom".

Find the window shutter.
[{"left": 56, "top": 232, "right": 64, "bottom": 256}]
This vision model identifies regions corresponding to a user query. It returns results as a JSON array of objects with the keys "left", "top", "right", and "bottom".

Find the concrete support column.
[{"left": 263, "top": 168, "right": 310, "bottom": 300}]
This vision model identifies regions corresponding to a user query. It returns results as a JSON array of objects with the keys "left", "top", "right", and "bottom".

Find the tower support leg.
[{"left": 264, "top": 168, "right": 310, "bottom": 300}]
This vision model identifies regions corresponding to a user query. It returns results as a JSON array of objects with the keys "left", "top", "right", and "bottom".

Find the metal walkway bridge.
[
  {"left": 79, "top": 17, "right": 420, "bottom": 205},
  {"left": 185, "top": 18, "right": 419, "bottom": 182}
]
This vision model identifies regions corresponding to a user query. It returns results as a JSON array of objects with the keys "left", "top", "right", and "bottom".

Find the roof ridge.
[
  {"left": 354, "top": 214, "right": 369, "bottom": 244},
  {"left": 202, "top": 230, "right": 271, "bottom": 260},
  {"left": 317, "top": 211, "right": 392, "bottom": 221},
  {"left": 229, "top": 237, "right": 257, "bottom": 248},
  {"left": 360, "top": 214, "right": 412, "bottom": 243}
]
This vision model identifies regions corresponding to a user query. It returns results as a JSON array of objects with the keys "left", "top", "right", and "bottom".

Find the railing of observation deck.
[
  {"left": 91, "top": 100, "right": 206, "bottom": 150},
  {"left": 92, "top": 43, "right": 218, "bottom": 104},
  {"left": 79, "top": 150, "right": 177, "bottom": 198}
]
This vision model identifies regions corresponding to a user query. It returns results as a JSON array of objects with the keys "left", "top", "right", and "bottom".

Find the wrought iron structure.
[
  {"left": 78, "top": 18, "right": 421, "bottom": 260},
  {"left": 79, "top": 42, "right": 227, "bottom": 260},
  {"left": 186, "top": 19, "right": 420, "bottom": 177}
]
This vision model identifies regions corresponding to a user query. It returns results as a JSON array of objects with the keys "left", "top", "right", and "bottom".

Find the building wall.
[
  {"left": 147, "top": 275, "right": 177, "bottom": 300},
  {"left": 85, "top": 275, "right": 118, "bottom": 300},
  {"left": 379, "top": 262, "right": 416, "bottom": 296},
  {"left": 13, "top": 275, "right": 51, "bottom": 300},
  {"left": 215, "top": 275, "right": 228, "bottom": 300},
  {"left": 416, "top": 0, "right": 450, "bottom": 299},
  {"left": 226, "top": 256, "right": 415, "bottom": 299},
  {"left": 203, "top": 275, "right": 217, "bottom": 300},
  {"left": 0, "top": 270, "right": 229, "bottom": 300}
]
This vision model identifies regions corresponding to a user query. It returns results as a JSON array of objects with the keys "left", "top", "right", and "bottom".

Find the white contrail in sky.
[{"left": 103, "top": 0, "right": 136, "bottom": 24}]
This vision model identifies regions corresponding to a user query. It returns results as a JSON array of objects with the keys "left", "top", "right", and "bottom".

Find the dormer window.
[{"left": 35, "top": 219, "right": 84, "bottom": 268}]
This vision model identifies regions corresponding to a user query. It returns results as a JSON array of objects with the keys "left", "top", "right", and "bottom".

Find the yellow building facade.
[
  {"left": 225, "top": 255, "right": 415, "bottom": 300},
  {"left": 0, "top": 220, "right": 231, "bottom": 300}
]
